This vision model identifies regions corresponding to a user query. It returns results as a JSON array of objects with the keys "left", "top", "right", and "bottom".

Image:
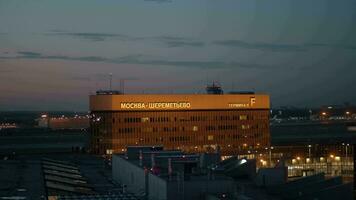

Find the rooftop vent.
[
  {"left": 96, "top": 90, "right": 122, "bottom": 95},
  {"left": 206, "top": 82, "right": 224, "bottom": 94}
]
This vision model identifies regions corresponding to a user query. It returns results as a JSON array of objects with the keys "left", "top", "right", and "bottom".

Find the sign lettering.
[{"left": 120, "top": 102, "right": 191, "bottom": 109}]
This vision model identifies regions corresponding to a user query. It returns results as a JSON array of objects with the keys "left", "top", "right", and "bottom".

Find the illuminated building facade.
[{"left": 89, "top": 93, "right": 270, "bottom": 155}]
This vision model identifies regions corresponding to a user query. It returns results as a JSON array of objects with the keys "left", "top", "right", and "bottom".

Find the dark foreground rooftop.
[{"left": 0, "top": 153, "right": 116, "bottom": 199}]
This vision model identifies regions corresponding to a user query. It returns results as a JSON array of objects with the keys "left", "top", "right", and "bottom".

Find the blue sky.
[{"left": 0, "top": 0, "right": 356, "bottom": 110}]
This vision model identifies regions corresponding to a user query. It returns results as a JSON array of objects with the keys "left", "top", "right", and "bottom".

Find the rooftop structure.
[
  {"left": 112, "top": 146, "right": 234, "bottom": 200},
  {"left": 205, "top": 82, "right": 224, "bottom": 94},
  {"left": 112, "top": 146, "right": 353, "bottom": 200}
]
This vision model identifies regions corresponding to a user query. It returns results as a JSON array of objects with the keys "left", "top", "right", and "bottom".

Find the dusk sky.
[{"left": 1, "top": 0, "right": 356, "bottom": 111}]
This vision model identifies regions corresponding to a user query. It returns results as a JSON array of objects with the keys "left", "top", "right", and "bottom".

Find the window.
[
  {"left": 239, "top": 115, "right": 248, "bottom": 120},
  {"left": 193, "top": 126, "right": 198, "bottom": 132},
  {"left": 208, "top": 135, "right": 214, "bottom": 141},
  {"left": 141, "top": 117, "right": 149, "bottom": 123},
  {"left": 242, "top": 124, "right": 250, "bottom": 130}
]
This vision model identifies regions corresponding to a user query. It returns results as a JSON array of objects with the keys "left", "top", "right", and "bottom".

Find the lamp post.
[
  {"left": 269, "top": 146, "right": 274, "bottom": 167},
  {"left": 346, "top": 111, "right": 351, "bottom": 119},
  {"left": 346, "top": 144, "right": 349, "bottom": 159}
]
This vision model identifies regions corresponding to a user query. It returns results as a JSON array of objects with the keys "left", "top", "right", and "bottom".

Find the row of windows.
[
  {"left": 206, "top": 124, "right": 255, "bottom": 131},
  {"left": 112, "top": 124, "right": 267, "bottom": 134},
  {"left": 208, "top": 133, "right": 265, "bottom": 141},
  {"left": 92, "top": 142, "right": 270, "bottom": 155},
  {"left": 169, "top": 136, "right": 190, "bottom": 142},
  {"left": 116, "top": 114, "right": 268, "bottom": 124},
  {"left": 110, "top": 134, "right": 267, "bottom": 144}
]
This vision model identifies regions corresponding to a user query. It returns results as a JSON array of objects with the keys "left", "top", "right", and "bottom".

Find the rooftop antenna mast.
[
  {"left": 120, "top": 79, "right": 125, "bottom": 94},
  {"left": 109, "top": 73, "right": 113, "bottom": 90}
]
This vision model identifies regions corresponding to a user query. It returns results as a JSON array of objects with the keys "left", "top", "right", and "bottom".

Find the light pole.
[
  {"left": 346, "top": 144, "right": 349, "bottom": 159},
  {"left": 269, "top": 146, "right": 274, "bottom": 167},
  {"left": 308, "top": 144, "right": 313, "bottom": 163},
  {"left": 346, "top": 111, "right": 351, "bottom": 119}
]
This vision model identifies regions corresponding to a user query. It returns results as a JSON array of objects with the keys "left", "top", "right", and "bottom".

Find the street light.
[
  {"left": 269, "top": 146, "right": 274, "bottom": 167},
  {"left": 320, "top": 157, "right": 325, "bottom": 162},
  {"left": 265, "top": 146, "right": 274, "bottom": 167},
  {"left": 346, "top": 144, "right": 349, "bottom": 160},
  {"left": 346, "top": 111, "right": 351, "bottom": 120}
]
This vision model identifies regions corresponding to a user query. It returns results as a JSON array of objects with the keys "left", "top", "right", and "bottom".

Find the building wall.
[
  {"left": 49, "top": 118, "right": 89, "bottom": 130},
  {"left": 112, "top": 155, "right": 146, "bottom": 195},
  {"left": 166, "top": 179, "right": 235, "bottom": 200},
  {"left": 90, "top": 94, "right": 270, "bottom": 155},
  {"left": 255, "top": 167, "right": 287, "bottom": 187},
  {"left": 112, "top": 154, "right": 236, "bottom": 200},
  {"left": 148, "top": 173, "right": 167, "bottom": 200}
]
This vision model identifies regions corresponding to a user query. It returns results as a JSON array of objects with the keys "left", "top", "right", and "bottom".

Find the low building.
[
  {"left": 38, "top": 115, "right": 89, "bottom": 130},
  {"left": 112, "top": 146, "right": 235, "bottom": 200}
]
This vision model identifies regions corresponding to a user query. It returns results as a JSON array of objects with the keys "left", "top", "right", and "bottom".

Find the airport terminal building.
[{"left": 89, "top": 90, "right": 270, "bottom": 155}]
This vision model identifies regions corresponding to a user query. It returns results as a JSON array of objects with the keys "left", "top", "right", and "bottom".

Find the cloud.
[
  {"left": 124, "top": 59, "right": 270, "bottom": 69},
  {"left": 18, "top": 51, "right": 42, "bottom": 58},
  {"left": 0, "top": 51, "right": 274, "bottom": 70},
  {"left": 76, "top": 56, "right": 108, "bottom": 62},
  {"left": 46, "top": 30, "right": 130, "bottom": 42},
  {"left": 213, "top": 40, "right": 306, "bottom": 52},
  {"left": 46, "top": 30, "right": 205, "bottom": 47},
  {"left": 151, "top": 36, "right": 205, "bottom": 47},
  {"left": 214, "top": 40, "right": 356, "bottom": 52},
  {"left": 305, "top": 43, "right": 356, "bottom": 50}
]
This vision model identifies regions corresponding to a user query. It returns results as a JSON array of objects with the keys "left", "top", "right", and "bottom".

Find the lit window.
[
  {"left": 241, "top": 125, "right": 250, "bottom": 129},
  {"left": 193, "top": 126, "right": 198, "bottom": 132},
  {"left": 141, "top": 117, "right": 150, "bottom": 123},
  {"left": 208, "top": 135, "right": 214, "bottom": 141},
  {"left": 239, "top": 115, "right": 248, "bottom": 120}
]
